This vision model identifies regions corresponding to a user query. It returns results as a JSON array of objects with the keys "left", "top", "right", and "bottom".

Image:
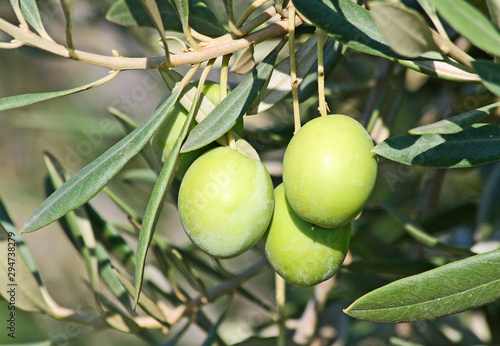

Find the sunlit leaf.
[
  {"left": 181, "top": 40, "right": 285, "bottom": 152},
  {"left": 370, "top": 1, "right": 440, "bottom": 58},
  {"left": 106, "top": 0, "right": 226, "bottom": 36},
  {"left": 373, "top": 124, "right": 500, "bottom": 168},
  {"left": 293, "top": 0, "right": 401, "bottom": 59},
  {"left": 345, "top": 249, "right": 500, "bottom": 322},
  {"left": 18, "top": 0, "right": 51, "bottom": 39},
  {"left": 409, "top": 102, "right": 500, "bottom": 135},
  {"left": 21, "top": 85, "right": 184, "bottom": 234},
  {"left": 432, "top": 0, "right": 500, "bottom": 56},
  {"left": 0, "top": 72, "right": 119, "bottom": 112},
  {"left": 134, "top": 77, "right": 203, "bottom": 308}
]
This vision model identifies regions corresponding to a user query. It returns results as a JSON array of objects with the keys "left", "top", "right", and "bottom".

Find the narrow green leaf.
[
  {"left": 473, "top": 60, "right": 500, "bottom": 97},
  {"left": 373, "top": 124, "right": 500, "bottom": 168},
  {"left": 398, "top": 58, "right": 480, "bottom": 82},
  {"left": 0, "top": 197, "right": 73, "bottom": 318},
  {"left": 43, "top": 152, "right": 99, "bottom": 292},
  {"left": 380, "top": 203, "right": 475, "bottom": 257},
  {"left": 370, "top": 2, "right": 440, "bottom": 58},
  {"left": 248, "top": 35, "right": 321, "bottom": 115},
  {"left": 106, "top": 0, "right": 226, "bottom": 36},
  {"left": 0, "top": 72, "right": 118, "bottom": 112},
  {"left": 108, "top": 107, "right": 161, "bottom": 173},
  {"left": 230, "top": 44, "right": 256, "bottom": 75},
  {"left": 432, "top": 0, "right": 500, "bottom": 56},
  {"left": 344, "top": 249, "right": 500, "bottom": 323},
  {"left": 19, "top": 0, "right": 51, "bottom": 39},
  {"left": 95, "top": 242, "right": 134, "bottom": 313},
  {"left": 114, "top": 269, "right": 168, "bottom": 322},
  {"left": 487, "top": 0, "right": 500, "bottom": 28},
  {"left": 21, "top": 85, "right": 184, "bottom": 234},
  {"left": 170, "top": 0, "right": 190, "bottom": 32},
  {"left": 293, "top": 0, "right": 401, "bottom": 59},
  {"left": 181, "top": 40, "right": 286, "bottom": 153},
  {"left": 134, "top": 79, "right": 203, "bottom": 308},
  {"left": 61, "top": 0, "right": 74, "bottom": 50},
  {"left": 86, "top": 205, "right": 136, "bottom": 270},
  {"left": 409, "top": 102, "right": 500, "bottom": 135}
]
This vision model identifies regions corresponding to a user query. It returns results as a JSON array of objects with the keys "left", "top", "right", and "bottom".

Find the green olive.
[
  {"left": 282, "top": 114, "right": 377, "bottom": 228},
  {"left": 178, "top": 147, "right": 274, "bottom": 258},
  {"left": 265, "top": 184, "right": 350, "bottom": 287}
]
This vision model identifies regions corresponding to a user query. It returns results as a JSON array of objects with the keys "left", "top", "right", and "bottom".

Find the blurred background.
[{"left": 1, "top": 0, "right": 499, "bottom": 345}]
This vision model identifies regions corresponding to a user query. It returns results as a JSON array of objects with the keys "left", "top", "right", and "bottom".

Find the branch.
[{"left": 0, "top": 13, "right": 302, "bottom": 71}]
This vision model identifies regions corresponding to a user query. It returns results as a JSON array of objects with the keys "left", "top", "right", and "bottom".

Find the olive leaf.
[
  {"left": 345, "top": 249, "right": 500, "bottom": 322},
  {"left": 373, "top": 124, "right": 500, "bottom": 168},
  {"left": 106, "top": 0, "right": 226, "bottom": 36},
  {"left": 370, "top": 1, "right": 440, "bottom": 58},
  {"left": 21, "top": 84, "right": 184, "bottom": 234},
  {"left": 431, "top": 0, "right": 500, "bottom": 56},
  {"left": 409, "top": 102, "right": 500, "bottom": 135},
  {"left": 181, "top": 39, "right": 286, "bottom": 153},
  {"left": 0, "top": 72, "right": 119, "bottom": 112}
]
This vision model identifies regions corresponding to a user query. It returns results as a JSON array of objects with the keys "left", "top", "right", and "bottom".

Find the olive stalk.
[
  {"left": 289, "top": 7, "right": 301, "bottom": 134},
  {"left": 316, "top": 29, "right": 328, "bottom": 117}
]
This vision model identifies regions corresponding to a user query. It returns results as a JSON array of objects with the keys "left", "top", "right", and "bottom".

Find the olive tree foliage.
[{"left": 0, "top": 0, "right": 500, "bottom": 344}]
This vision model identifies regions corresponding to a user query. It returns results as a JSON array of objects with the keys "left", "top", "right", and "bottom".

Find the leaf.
[
  {"left": 43, "top": 152, "right": 99, "bottom": 293},
  {"left": 170, "top": 0, "right": 190, "bottom": 31},
  {"left": 293, "top": 0, "right": 402, "bottom": 59},
  {"left": 248, "top": 35, "right": 321, "bottom": 114},
  {"left": 19, "top": 0, "right": 51, "bottom": 39},
  {"left": 230, "top": 44, "right": 256, "bottom": 75},
  {"left": 473, "top": 60, "right": 500, "bottom": 97},
  {"left": 373, "top": 124, "right": 500, "bottom": 168},
  {"left": 487, "top": 0, "right": 500, "bottom": 28},
  {"left": 409, "top": 102, "right": 500, "bottom": 135},
  {"left": 0, "top": 197, "right": 73, "bottom": 318},
  {"left": 236, "top": 139, "right": 260, "bottom": 161},
  {"left": 134, "top": 79, "right": 203, "bottom": 308},
  {"left": 181, "top": 40, "right": 285, "bottom": 153},
  {"left": 21, "top": 85, "right": 184, "bottom": 234},
  {"left": 108, "top": 107, "right": 161, "bottom": 173},
  {"left": 432, "top": 0, "right": 500, "bottom": 56},
  {"left": 399, "top": 58, "right": 480, "bottom": 82},
  {"left": 106, "top": 0, "right": 226, "bottom": 36},
  {"left": 86, "top": 205, "right": 136, "bottom": 270},
  {"left": 61, "top": 0, "right": 74, "bottom": 50},
  {"left": 0, "top": 72, "right": 119, "bottom": 113},
  {"left": 370, "top": 2, "right": 440, "bottom": 58},
  {"left": 344, "top": 249, "right": 500, "bottom": 322}
]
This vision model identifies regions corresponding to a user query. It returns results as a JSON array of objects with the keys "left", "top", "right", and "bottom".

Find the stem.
[
  {"left": 276, "top": 273, "right": 286, "bottom": 346},
  {"left": 0, "top": 14, "right": 302, "bottom": 70},
  {"left": 189, "top": 257, "right": 269, "bottom": 308},
  {"left": 431, "top": 30, "right": 474, "bottom": 69},
  {"left": 316, "top": 29, "right": 328, "bottom": 117},
  {"left": 220, "top": 54, "right": 237, "bottom": 149},
  {"left": 289, "top": 8, "right": 301, "bottom": 134},
  {"left": 236, "top": 0, "right": 272, "bottom": 28}
]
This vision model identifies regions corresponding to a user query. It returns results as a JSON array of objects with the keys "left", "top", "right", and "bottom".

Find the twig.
[{"left": 0, "top": 9, "right": 301, "bottom": 71}]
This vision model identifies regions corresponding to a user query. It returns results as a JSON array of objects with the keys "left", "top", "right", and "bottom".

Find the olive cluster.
[{"left": 153, "top": 92, "right": 377, "bottom": 286}]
